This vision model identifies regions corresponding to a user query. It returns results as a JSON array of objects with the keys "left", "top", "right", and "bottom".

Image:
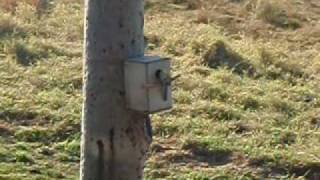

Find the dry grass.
[
  {"left": 0, "top": 0, "right": 49, "bottom": 15},
  {"left": 168, "top": 0, "right": 319, "bottom": 50},
  {"left": 0, "top": 0, "right": 320, "bottom": 179},
  {"left": 255, "top": 0, "right": 301, "bottom": 29},
  {"left": 0, "top": 13, "right": 16, "bottom": 34}
]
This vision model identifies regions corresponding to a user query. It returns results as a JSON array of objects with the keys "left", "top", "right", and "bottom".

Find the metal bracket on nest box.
[{"left": 125, "top": 56, "right": 176, "bottom": 113}]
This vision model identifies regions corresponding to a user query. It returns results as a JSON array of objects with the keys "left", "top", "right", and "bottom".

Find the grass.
[{"left": 0, "top": 0, "right": 320, "bottom": 179}]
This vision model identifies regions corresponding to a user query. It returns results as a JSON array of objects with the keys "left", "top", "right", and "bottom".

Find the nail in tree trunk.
[{"left": 81, "top": 0, "right": 151, "bottom": 179}]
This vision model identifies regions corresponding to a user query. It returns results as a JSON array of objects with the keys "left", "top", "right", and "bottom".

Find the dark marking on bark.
[
  {"left": 109, "top": 129, "right": 114, "bottom": 152},
  {"left": 102, "top": 48, "right": 107, "bottom": 54},
  {"left": 89, "top": 93, "right": 97, "bottom": 101},
  {"left": 125, "top": 127, "right": 137, "bottom": 147},
  {"left": 96, "top": 140, "right": 104, "bottom": 180},
  {"left": 119, "top": 21, "right": 123, "bottom": 28},
  {"left": 131, "top": 39, "right": 136, "bottom": 45},
  {"left": 125, "top": 127, "right": 131, "bottom": 134},
  {"left": 99, "top": 77, "right": 104, "bottom": 82},
  {"left": 145, "top": 116, "right": 153, "bottom": 141},
  {"left": 109, "top": 128, "right": 115, "bottom": 179},
  {"left": 119, "top": 43, "right": 125, "bottom": 49},
  {"left": 140, "top": 12, "right": 144, "bottom": 29},
  {"left": 119, "top": 90, "right": 125, "bottom": 96}
]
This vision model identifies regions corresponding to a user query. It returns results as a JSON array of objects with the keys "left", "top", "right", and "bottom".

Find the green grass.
[{"left": 0, "top": 0, "right": 320, "bottom": 179}]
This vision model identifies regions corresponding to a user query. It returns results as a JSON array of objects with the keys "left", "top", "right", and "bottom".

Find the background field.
[{"left": 0, "top": 0, "right": 319, "bottom": 179}]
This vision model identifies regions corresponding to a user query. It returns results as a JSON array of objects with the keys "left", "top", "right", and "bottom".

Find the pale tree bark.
[{"left": 81, "top": 0, "right": 151, "bottom": 179}]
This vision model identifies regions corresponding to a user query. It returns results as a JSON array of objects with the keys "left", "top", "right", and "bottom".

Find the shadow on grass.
[
  {"left": 159, "top": 139, "right": 234, "bottom": 167},
  {"left": 182, "top": 146, "right": 232, "bottom": 166},
  {"left": 9, "top": 41, "right": 82, "bottom": 66},
  {"left": 203, "top": 40, "right": 256, "bottom": 77},
  {"left": 0, "top": 19, "right": 27, "bottom": 39},
  {"left": 0, "top": 110, "right": 48, "bottom": 126},
  {"left": 14, "top": 122, "right": 80, "bottom": 144},
  {"left": 249, "top": 156, "right": 320, "bottom": 179}
]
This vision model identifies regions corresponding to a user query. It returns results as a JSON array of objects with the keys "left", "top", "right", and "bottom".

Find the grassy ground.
[{"left": 0, "top": 0, "right": 319, "bottom": 179}]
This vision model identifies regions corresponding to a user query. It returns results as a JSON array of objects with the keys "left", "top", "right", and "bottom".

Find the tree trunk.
[{"left": 81, "top": 0, "right": 151, "bottom": 179}]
